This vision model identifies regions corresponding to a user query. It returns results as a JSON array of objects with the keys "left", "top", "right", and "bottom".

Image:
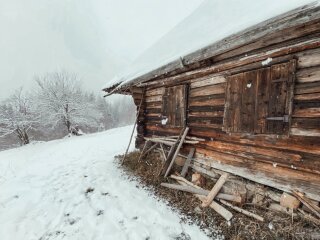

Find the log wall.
[{"left": 131, "top": 20, "right": 320, "bottom": 201}]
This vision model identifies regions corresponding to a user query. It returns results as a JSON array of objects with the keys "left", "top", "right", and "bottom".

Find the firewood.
[
  {"left": 160, "top": 183, "right": 243, "bottom": 203},
  {"left": 280, "top": 192, "right": 300, "bottom": 209},
  {"left": 219, "top": 199, "right": 264, "bottom": 222},
  {"left": 202, "top": 173, "right": 229, "bottom": 207}
]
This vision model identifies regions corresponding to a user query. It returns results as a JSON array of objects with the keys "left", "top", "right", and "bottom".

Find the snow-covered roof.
[{"left": 104, "top": 0, "right": 319, "bottom": 93}]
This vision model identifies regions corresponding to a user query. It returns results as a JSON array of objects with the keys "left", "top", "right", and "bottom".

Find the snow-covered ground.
[{"left": 0, "top": 126, "right": 211, "bottom": 240}]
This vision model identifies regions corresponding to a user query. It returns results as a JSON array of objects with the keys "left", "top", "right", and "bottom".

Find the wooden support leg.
[
  {"left": 164, "top": 127, "right": 189, "bottom": 177},
  {"left": 181, "top": 147, "right": 195, "bottom": 177}
]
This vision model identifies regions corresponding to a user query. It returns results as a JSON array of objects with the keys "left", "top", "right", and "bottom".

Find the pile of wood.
[
  {"left": 138, "top": 132, "right": 320, "bottom": 225},
  {"left": 161, "top": 171, "right": 320, "bottom": 225}
]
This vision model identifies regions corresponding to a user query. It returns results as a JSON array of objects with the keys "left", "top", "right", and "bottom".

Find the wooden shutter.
[
  {"left": 224, "top": 73, "right": 243, "bottom": 132},
  {"left": 266, "top": 60, "right": 296, "bottom": 134},
  {"left": 224, "top": 60, "right": 296, "bottom": 135},
  {"left": 162, "top": 85, "right": 187, "bottom": 127}
]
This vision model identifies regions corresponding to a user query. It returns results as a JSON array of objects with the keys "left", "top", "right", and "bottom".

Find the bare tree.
[
  {"left": 0, "top": 88, "right": 38, "bottom": 145},
  {"left": 35, "top": 71, "right": 102, "bottom": 134}
]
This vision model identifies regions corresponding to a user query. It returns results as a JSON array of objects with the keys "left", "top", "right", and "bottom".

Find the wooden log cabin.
[{"left": 103, "top": 2, "right": 320, "bottom": 202}]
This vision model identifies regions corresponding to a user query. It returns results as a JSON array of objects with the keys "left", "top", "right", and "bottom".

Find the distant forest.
[{"left": 0, "top": 71, "right": 135, "bottom": 151}]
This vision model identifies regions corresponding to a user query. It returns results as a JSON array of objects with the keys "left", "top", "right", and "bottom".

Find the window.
[
  {"left": 162, "top": 85, "right": 188, "bottom": 127},
  {"left": 223, "top": 60, "right": 296, "bottom": 135}
]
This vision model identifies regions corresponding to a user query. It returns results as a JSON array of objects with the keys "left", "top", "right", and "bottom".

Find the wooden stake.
[
  {"left": 181, "top": 148, "right": 195, "bottom": 177},
  {"left": 164, "top": 127, "right": 189, "bottom": 177},
  {"left": 160, "top": 183, "right": 242, "bottom": 203},
  {"left": 202, "top": 173, "right": 229, "bottom": 207},
  {"left": 219, "top": 199, "right": 264, "bottom": 222}
]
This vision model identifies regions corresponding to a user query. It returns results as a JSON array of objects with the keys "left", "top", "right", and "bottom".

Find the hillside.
[{"left": 0, "top": 126, "right": 210, "bottom": 240}]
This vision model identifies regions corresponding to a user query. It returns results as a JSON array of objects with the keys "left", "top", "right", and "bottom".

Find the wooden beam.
[
  {"left": 181, "top": 148, "right": 195, "bottom": 177},
  {"left": 202, "top": 173, "right": 229, "bottom": 207},
  {"left": 164, "top": 127, "right": 189, "bottom": 177},
  {"left": 160, "top": 183, "right": 242, "bottom": 203}
]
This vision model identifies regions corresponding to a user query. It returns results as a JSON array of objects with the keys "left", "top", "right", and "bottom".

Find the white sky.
[{"left": 0, "top": 0, "right": 203, "bottom": 100}]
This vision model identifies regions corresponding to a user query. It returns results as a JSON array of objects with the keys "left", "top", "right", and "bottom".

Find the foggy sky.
[{"left": 0, "top": 0, "right": 203, "bottom": 100}]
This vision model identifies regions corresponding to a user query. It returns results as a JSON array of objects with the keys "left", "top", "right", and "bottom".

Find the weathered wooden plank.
[
  {"left": 188, "top": 122, "right": 222, "bottom": 130},
  {"left": 202, "top": 173, "right": 229, "bottom": 207},
  {"left": 181, "top": 148, "right": 195, "bottom": 177},
  {"left": 188, "top": 111, "right": 224, "bottom": 118},
  {"left": 145, "top": 87, "right": 165, "bottom": 97},
  {"left": 292, "top": 117, "right": 320, "bottom": 129},
  {"left": 294, "top": 93, "right": 320, "bottom": 101},
  {"left": 298, "top": 47, "right": 320, "bottom": 68},
  {"left": 267, "top": 62, "right": 290, "bottom": 134},
  {"left": 189, "top": 83, "right": 225, "bottom": 97},
  {"left": 241, "top": 70, "right": 257, "bottom": 133},
  {"left": 231, "top": 73, "right": 243, "bottom": 132},
  {"left": 145, "top": 95, "right": 162, "bottom": 103},
  {"left": 295, "top": 81, "right": 320, "bottom": 94},
  {"left": 192, "top": 144, "right": 319, "bottom": 175},
  {"left": 201, "top": 140, "right": 302, "bottom": 162},
  {"left": 296, "top": 66, "right": 320, "bottom": 83},
  {"left": 290, "top": 128, "right": 320, "bottom": 137},
  {"left": 190, "top": 75, "right": 226, "bottom": 88},
  {"left": 255, "top": 68, "right": 271, "bottom": 133},
  {"left": 293, "top": 108, "right": 320, "bottom": 117},
  {"left": 189, "top": 106, "right": 224, "bottom": 112},
  {"left": 146, "top": 101, "right": 162, "bottom": 108},
  {"left": 145, "top": 124, "right": 320, "bottom": 155},
  {"left": 189, "top": 99, "right": 225, "bottom": 108}
]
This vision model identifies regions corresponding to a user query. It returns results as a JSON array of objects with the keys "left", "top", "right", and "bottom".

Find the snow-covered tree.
[
  {"left": 0, "top": 89, "right": 38, "bottom": 145},
  {"left": 35, "top": 71, "right": 102, "bottom": 134}
]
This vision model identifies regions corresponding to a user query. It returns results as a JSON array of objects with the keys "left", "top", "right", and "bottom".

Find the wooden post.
[
  {"left": 181, "top": 148, "right": 195, "bottom": 177},
  {"left": 202, "top": 173, "right": 229, "bottom": 207},
  {"left": 164, "top": 127, "right": 189, "bottom": 177},
  {"left": 160, "top": 128, "right": 185, "bottom": 176}
]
